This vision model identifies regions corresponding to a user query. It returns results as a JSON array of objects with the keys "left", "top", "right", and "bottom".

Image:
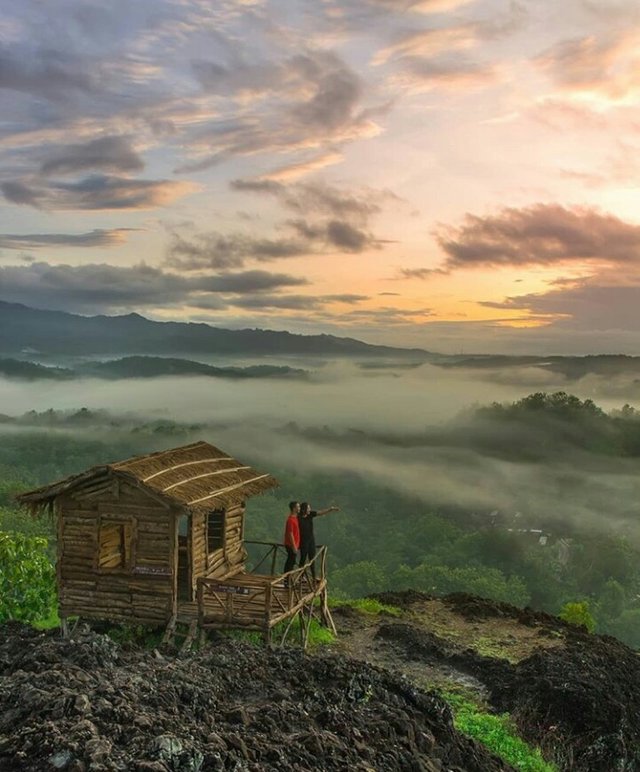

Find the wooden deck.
[{"left": 177, "top": 543, "right": 334, "bottom": 645}]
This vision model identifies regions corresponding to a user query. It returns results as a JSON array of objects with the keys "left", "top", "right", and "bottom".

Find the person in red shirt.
[{"left": 283, "top": 501, "right": 300, "bottom": 579}]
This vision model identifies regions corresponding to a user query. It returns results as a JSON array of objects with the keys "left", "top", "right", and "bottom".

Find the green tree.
[
  {"left": 390, "top": 563, "right": 530, "bottom": 606},
  {"left": 331, "top": 561, "right": 387, "bottom": 598},
  {"left": 596, "top": 579, "right": 626, "bottom": 626},
  {"left": 608, "top": 609, "right": 640, "bottom": 649},
  {"left": 0, "top": 532, "right": 56, "bottom": 622}
]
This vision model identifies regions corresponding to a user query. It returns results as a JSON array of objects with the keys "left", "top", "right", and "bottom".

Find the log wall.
[
  {"left": 202, "top": 504, "right": 246, "bottom": 579},
  {"left": 57, "top": 478, "right": 176, "bottom": 625}
]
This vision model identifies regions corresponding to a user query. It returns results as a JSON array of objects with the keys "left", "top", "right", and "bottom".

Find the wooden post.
[
  {"left": 225, "top": 591, "right": 233, "bottom": 623},
  {"left": 320, "top": 586, "right": 337, "bottom": 636},
  {"left": 264, "top": 584, "right": 272, "bottom": 645},
  {"left": 270, "top": 545, "right": 277, "bottom": 577},
  {"left": 197, "top": 579, "right": 204, "bottom": 630}
]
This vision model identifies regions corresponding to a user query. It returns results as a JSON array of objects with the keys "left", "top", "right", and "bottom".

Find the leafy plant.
[
  {"left": 0, "top": 531, "right": 56, "bottom": 623},
  {"left": 559, "top": 601, "right": 596, "bottom": 633}
]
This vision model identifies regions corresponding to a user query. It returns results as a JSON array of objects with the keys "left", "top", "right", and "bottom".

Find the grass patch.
[
  {"left": 441, "top": 690, "right": 556, "bottom": 772},
  {"left": 331, "top": 597, "right": 401, "bottom": 616},
  {"left": 473, "top": 635, "right": 519, "bottom": 663}
]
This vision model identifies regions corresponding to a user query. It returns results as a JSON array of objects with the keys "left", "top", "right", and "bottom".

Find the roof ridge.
[{"left": 111, "top": 440, "right": 210, "bottom": 469}]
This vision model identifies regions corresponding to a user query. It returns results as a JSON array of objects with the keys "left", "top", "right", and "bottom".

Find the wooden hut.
[{"left": 18, "top": 441, "right": 335, "bottom": 646}]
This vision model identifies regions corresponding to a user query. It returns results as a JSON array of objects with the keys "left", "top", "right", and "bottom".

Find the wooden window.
[
  {"left": 98, "top": 519, "right": 132, "bottom": 569},
  {"left": 207, "top": 510, "right": 225, "bottom": 553}
]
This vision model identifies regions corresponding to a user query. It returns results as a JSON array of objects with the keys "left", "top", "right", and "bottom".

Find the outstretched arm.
[{"left": 315, "top": 505, "right": 340, "bottom": 517}]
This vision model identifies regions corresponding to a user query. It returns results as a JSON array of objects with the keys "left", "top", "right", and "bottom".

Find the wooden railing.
[
  {"left": 244, "top": 539, "right": 327, "bottom": 581},
  {"left": 196, "top": 543, "right": 327, "bottom": 637}
]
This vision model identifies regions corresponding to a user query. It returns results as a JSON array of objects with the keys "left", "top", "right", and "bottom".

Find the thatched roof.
[{"left": 17, "top": 441, "right": 278, "bottom": 515}]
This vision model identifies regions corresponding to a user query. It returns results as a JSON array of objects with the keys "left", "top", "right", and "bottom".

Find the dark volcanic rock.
[
  {"left": 0, "top": 622, "right": 510, "bottom": 771},
  {"left": 488, "top": 632, "right": 640, "bottom": 771}
]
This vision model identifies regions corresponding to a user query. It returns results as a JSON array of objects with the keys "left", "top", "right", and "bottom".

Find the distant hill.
[
  {"left": 0, "top": 356, "right": 306, "bottom": 381},
  {"left": 436, "top": 353, "right": 640, "bottom": 380},
  {"left": 0, "top": 300, "right": 431, "bottom": 358},
  {"left": 0, "top": 358, "right": 74, "bottom": 380},
  {"left": 80, "top": 356, "right": 306, "bottom": 380}
]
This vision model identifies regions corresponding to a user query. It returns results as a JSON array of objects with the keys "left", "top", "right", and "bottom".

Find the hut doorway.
[{"left": 177, "top": 514, "right": 191, "bottom": 601}]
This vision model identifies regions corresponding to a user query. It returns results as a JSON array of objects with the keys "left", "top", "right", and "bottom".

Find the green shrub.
[
  {"left": 0, "top": 531, "right": 57, "bottom": 623},
  {"left": 559, "top": 601, "right": 596, "bottom": 633}
]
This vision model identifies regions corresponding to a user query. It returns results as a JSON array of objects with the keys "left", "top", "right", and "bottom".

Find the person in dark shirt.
[
  {"left": 298, "top": 501, "right": 339, "bottom": 580},
  {"left": 283, "top": 501, "right": 300, "bottom": 581}
]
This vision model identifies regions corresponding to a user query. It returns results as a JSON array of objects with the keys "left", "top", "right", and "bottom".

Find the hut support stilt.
[
  {"left": 162, "top": 614, "right": 177, "bottom": 647},
  {"left": 179, "top": 619, "right": 198, "bottom": 655}
]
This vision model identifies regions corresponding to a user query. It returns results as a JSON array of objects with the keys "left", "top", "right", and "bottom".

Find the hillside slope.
[
  {"left": 0, "top": 621, "right": 508, "bottom": 772},
  {"left": 335, "top": 592, "right": 640, "bottom": 771},
  {"left": 1, "top": 592, "right": 638, "bottom": 771}
]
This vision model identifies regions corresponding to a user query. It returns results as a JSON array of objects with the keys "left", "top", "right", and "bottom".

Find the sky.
[{"left": 0, "top": 0, "right": 639, "bottom": 355}]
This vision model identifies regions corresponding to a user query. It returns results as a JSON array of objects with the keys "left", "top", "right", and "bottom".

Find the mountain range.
[{"left": 0, "top": 300, "right": 429, "bottom": 358}]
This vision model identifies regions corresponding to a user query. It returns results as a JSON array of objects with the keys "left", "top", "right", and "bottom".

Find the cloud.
[
  {"left": 291, "top": 58, "right": 362, "bottom": 131},
  {"left": 0, "top": 181, "right": 43, "bottom": 207},
  {"left": 481, "top": 280, "right": 640, "bottom": 331},
  {"left": 398, "top": 267, "right": 444, "bottom": 279},
  {"left": 198, "top": 270, "right": 307, "bottom": 294},
  {"left": 258, "top": 152, "right": 344, "bottom": 182},
  {"left": 168, "top": 178, "right": 392, "bottom": 271},
  {"left": 534, "top": 30, "right": 640, "bottom": 101},
  {"left": 371, "top": 11, "right": 520, "bottom": 94},
  {"left": 0, "top": 46, "right": 96, "bottom": 100},
  {"left": 373, "top": 25, "right": 480, "bottom": 66},
  {"left": 226, "top": 292, "right": 368, "bottom": 311},
  {"left": 433, "top": 204, "right": 640, "bottom": 271},
  {"left": 40, "top": 136, "right": 144, "bottom": 175},
  {"left": 288, "top": 218, "right": 378, "bottom": 252},
  {"left": 324, "top": 294, "right": 370, "bottom": 303},
  {"left": 225, "top": 294, "right": 321, "bottom": 310},
  {"left": 166, "top": 232, "right": 307, "bottom": 271},
  {"left": 180, "top": 51, "right": 382, "bottom": 172},
  {"left": 0, "top": 229, "right": 133, "bottom": 250},
  {"left": 231, "top": 178, "right": 390, "bottom": 228},
  {"left": 388, "top": 56, "right": 501, "bottom": 92},
  {"left": 1, "top": 175, "right": 196, "bottom": 210},
  {"left": 0, "top": 262, "right": 307, "bottom": 313}
]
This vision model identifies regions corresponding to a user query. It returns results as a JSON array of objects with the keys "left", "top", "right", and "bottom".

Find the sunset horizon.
[{"left": 1, "top": 0, "right": 639, "bottom": 354}]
